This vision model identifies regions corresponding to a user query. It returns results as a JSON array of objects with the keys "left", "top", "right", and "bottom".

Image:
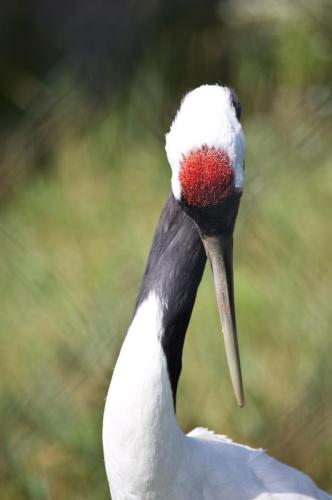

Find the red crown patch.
[{"left": 179, "top": 146, "right": 234, "bottom": 207}]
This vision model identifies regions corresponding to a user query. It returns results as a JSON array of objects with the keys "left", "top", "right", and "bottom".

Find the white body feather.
[{"left": 103, "top": 294, "right": 331, "bottom": 500}]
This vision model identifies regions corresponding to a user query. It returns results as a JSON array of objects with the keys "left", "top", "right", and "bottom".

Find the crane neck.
[
  {"left": 134, "top": 192, "right": 206, "bottom": 406},
  {"left": 103, "top": 193, "right": 206, "bottom": 497}
]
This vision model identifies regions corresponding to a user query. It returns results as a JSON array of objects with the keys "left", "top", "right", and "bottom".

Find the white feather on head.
[{"left": 165, "top": 84, "right": 245, "bottom": 200}]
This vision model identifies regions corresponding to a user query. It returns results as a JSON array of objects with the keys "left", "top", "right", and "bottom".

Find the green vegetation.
[
  {"left": 1, "top": 1, "right": 331, "bottom": 498},
  {"left": 1, "top": 106, "right": 331, "bottom": 498}
]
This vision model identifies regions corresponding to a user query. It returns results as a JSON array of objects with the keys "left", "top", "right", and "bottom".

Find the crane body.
[{"left": 103, "top": 85, "right": 331, "bottom": 500}]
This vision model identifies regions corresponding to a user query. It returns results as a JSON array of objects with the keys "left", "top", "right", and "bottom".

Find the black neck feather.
[{"left": 134, "top": 192, "right": 206, "bottom": 408}]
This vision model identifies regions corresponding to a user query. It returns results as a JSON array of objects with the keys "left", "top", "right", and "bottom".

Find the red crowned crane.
[{"left": 103, "top": 85, "right": 331, "bottom": 500}]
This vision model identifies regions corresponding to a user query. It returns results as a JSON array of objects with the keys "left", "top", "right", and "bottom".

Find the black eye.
[{"left": 229, "top": 88, "right": 242, "bottom": 121}]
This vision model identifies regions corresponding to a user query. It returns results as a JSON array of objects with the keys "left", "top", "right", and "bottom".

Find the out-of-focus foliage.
[{"left": 0, "top": 1, "right": 331, "bottom": 498}]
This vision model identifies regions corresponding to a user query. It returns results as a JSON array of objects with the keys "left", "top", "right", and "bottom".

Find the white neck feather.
[{"left": 103, "top": 293, "right": 184, "bottom": 499}]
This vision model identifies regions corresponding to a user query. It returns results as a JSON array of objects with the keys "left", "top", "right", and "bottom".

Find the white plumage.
[{"left": 103, "top": 294, "right": 330, "bottom": 499}]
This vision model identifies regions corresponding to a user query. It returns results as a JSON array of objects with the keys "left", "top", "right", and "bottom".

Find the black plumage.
[{"left": 134, "top": 192, "right": 206, "bottom": 406}]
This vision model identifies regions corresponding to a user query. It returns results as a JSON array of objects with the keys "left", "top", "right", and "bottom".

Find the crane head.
[
  {"left": 165, "top": 84, "right": 246, "bottom": 407},
  {"left": 165, "top": 84, "right": 245, "bottom": 206}
]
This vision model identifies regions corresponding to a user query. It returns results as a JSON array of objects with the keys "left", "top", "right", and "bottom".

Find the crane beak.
[{"left": 202, "top": 235, "right": 244, "bottom": 407}]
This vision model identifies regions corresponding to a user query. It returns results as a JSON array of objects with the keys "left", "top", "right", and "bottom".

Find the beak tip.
[{"left": 236, "top": 391, "right": 245, "bottom": 408}]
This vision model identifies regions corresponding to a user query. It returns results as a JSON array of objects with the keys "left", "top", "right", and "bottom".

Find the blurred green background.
[{"left": 0, "top": 0, "right": 331, "bottom": 498}]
